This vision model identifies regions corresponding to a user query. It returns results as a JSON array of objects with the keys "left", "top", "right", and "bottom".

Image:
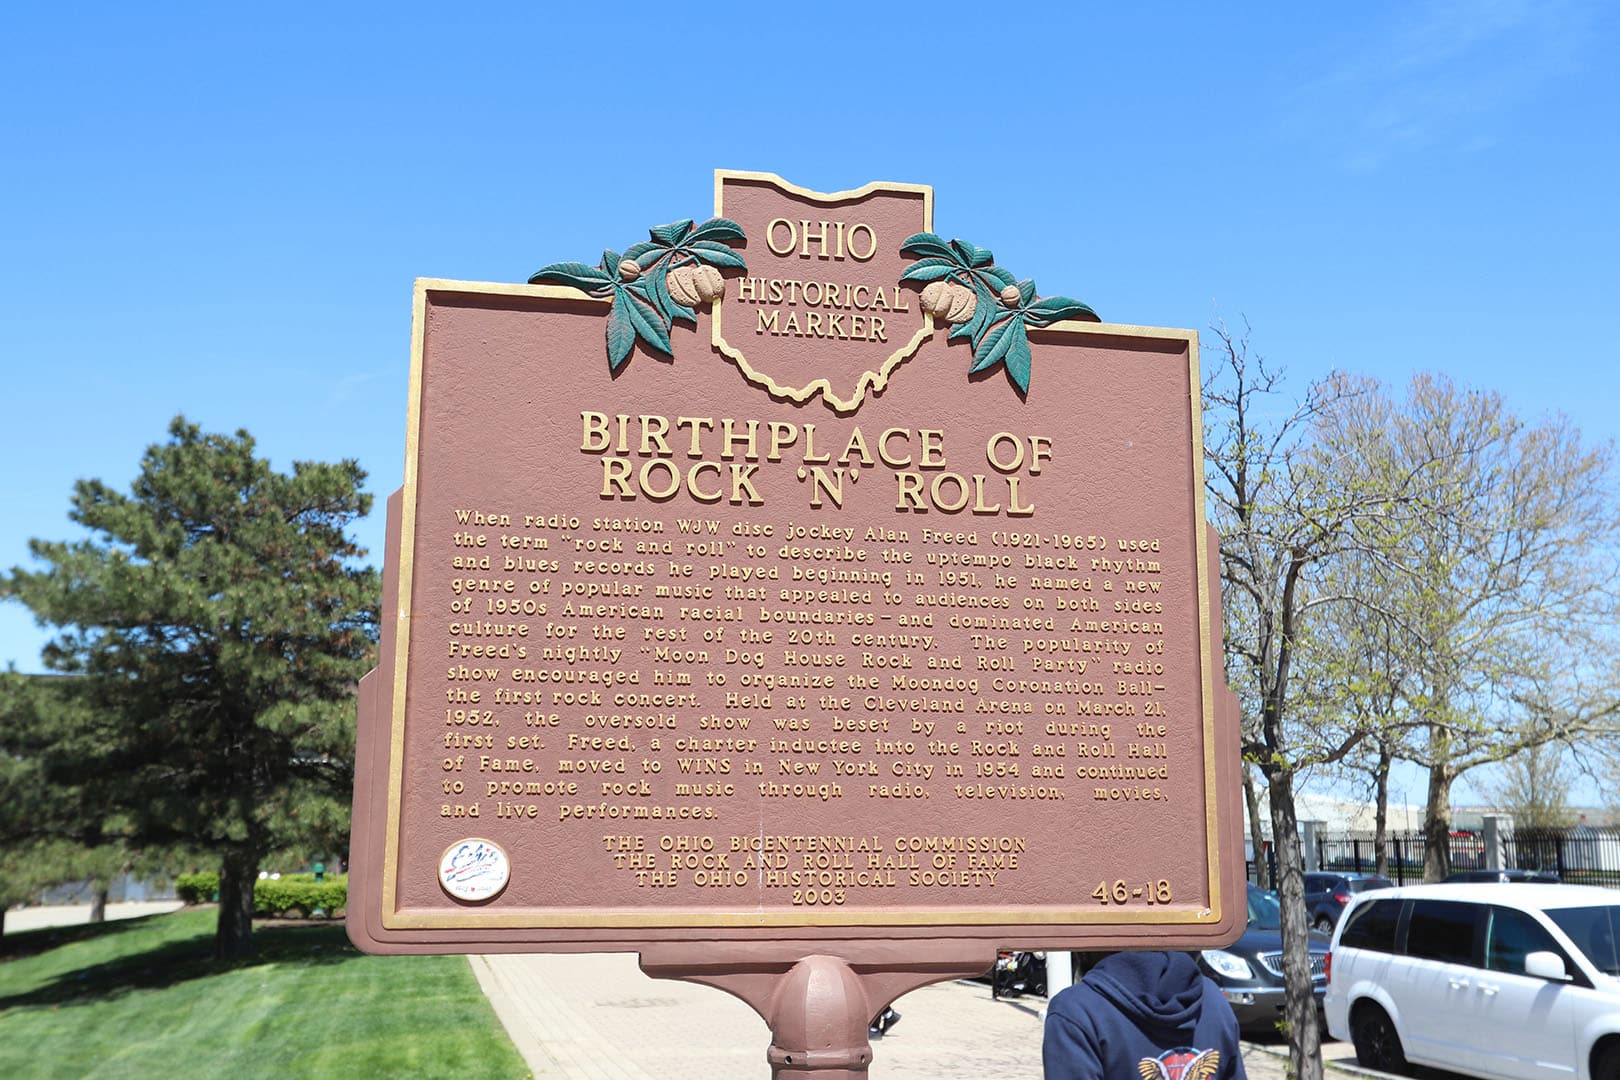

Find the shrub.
[
  {"left": 175, "top": 871, "right": 347, "bottom": 916},
  {"left": 251, "top": 874, "right": 347, "bottom": 918},
  {"left": 176, "top": 872, "right": 219, "bottom": 905}
]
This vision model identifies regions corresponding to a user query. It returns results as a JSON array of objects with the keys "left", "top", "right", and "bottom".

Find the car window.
[
  {"left": 1486, "top": 906, "right": 1562, "bottom": 975},
  {"left": 1406, "top": 900, "right": 1478, "bottom": 965},
  {"left": 1546, "top": 906, "right": 1620, "bottom": 975},
  {"left": 1247, "top": 885, "right": 1282, "bottom": 930},
  {"left": 1349, "top": 877, "right": 1392, "bottom": 893},
  {"left": 1340, "top": 898, "right": 1402, "bottom": 953}
]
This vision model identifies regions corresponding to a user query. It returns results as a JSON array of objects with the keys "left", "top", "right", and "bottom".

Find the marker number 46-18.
[{"left": 1092, "top": 879, "right": 1173, "bottom": 904}]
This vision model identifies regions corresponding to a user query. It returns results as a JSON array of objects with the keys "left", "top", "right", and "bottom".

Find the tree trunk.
[
  {"left": 1244, "top": 763, "right": 1269, "bottom": 888},
  {"left": 89, "top": 882, "right": 108, "bottom": 924},
  {"left": 1373, "top": 744, "right": 1391, "bottom": 878},
  {"left": 1424, "top": 758, "right": 1456, "bottom": 882},
  {"left": 215, "top": 848, "right": 258, "bottom": 961},
  {"left": 1267, "top": 769, "right": 1324, "bottom": 1080}
]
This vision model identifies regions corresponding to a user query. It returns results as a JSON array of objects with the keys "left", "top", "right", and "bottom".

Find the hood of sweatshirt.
[{"left": 1084, "top": 952, "right": 1206, "bottom": 1040}]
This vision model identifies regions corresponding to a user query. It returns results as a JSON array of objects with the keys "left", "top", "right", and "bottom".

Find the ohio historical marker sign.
[{"left": 347, "top": 171, "right": 1244, "bottom": 955}]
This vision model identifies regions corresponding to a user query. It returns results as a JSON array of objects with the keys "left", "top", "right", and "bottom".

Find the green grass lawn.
[{"left": 0, "top": 907, "right": 531, "bottom": 1079}]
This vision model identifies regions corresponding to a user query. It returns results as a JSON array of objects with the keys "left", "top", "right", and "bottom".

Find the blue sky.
[{"left": 3, "top": 3, "right": 1616, "bottom": 797}]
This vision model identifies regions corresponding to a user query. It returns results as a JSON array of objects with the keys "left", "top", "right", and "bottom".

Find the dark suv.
[
  {"left": 1194, "top": 883, "right": 1331, "bottom": 1034},
  {"left": 1303, "top": 872, "right": 1393, "bottom": 933}
]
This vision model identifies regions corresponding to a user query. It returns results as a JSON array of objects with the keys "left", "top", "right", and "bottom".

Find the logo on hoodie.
[{"left": 1137, "top": 1047, "right": 1220, "bottom": 1080}]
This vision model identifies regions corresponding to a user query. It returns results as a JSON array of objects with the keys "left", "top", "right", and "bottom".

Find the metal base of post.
[{"left": 640, "top": 946, "right": 990, "bottom": 1078}]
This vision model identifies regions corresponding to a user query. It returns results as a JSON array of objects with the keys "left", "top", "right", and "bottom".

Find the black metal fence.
[
  {"left": 1502, "top": 826, "right": 1620, "bottom": 886},
  {"left": 1287, "top": 825, "right": 1620, "bottom": 888},
  {"left": 1312, "top": 831, "right": 1437, "bottom": 885}
]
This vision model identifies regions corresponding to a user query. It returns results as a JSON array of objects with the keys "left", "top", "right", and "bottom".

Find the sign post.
[{"left": 349, "top": 171, "right": 1244, "bottom": 1075}]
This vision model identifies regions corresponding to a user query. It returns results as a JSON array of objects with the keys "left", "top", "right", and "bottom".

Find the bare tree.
[
  {"left": 1368, "top": 376, "right": 1620, "bottom": 879},
  {"left": 1307, "top": 523, "right": 1425, "bottom": 879},
  {"left": 1479, "top": 742, "right": 1577, "bottom": 829},
  {"left": 1203, "top": 325, "right": 1421, "bottom": 1080}
]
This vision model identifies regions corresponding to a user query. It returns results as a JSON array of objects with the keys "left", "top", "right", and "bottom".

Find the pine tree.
[
  {"left": 1, "top": 418, "right": 378, "bottom": 959},
  {"left": 0, "top": 732, "right": 51, "bottom": 946}
]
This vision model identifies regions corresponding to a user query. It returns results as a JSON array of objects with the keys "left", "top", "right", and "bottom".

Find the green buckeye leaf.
[
  {"left": 690, "top": 217, "right": 745, "bottom": 244},
  {"left": 1010, "top": 278, "right": 1036, "bottom": 306},
  {"left": 600, "top": 250, "right": 623, "bottom": 280},
  {"left": 900, "top": 258, "right": 961, "bottom": 283},
  {"left": 529, "top": 261, "right": 614, "bottom": 293},
  {"left": 690, "top": 240, "right": 747, "bottom": 269},
  {"left": 605, "top": 302, "right": 636, "bottom": 370},
  {"left": 650, "top": 220, "right": 694, "bottom": 246},
  {"left": 621, "top": 283, "right": 672, "bottom": 355},
  {"left": 900, "top": 232, "right": 957, "bottom": 261},
  {"left": 970, "top": 314, "right": 1023, "bottom": 374},
  {"left": 948, "top": 315, "right": 982, "bottom": 343},
  {"left": 624, "top": 240, "right": 662, "bottom": 264},
  {"left": 1003, "top": 329, "right": 1033, "bottom": 394},
  {"left": 977, "top": 265, "right": 1017, "bottom": 291},
  {"left": 626, "top": 219, "right": 748, "bottom": 273},
  {"left": 951, "top": 239, "right": 994, "bottom": 268},
  {"left": 1025, "top": 295, "right": 1100, "bottom": 326}
]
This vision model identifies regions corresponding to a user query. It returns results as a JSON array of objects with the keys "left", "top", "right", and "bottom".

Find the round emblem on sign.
[{"left": 438, "top": 838, "right": 510, "bottom": 902}]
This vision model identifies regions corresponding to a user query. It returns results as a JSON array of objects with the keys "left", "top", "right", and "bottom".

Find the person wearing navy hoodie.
[{"left": 1043, "top": 951, "right": 1246, "bottom": 1080}]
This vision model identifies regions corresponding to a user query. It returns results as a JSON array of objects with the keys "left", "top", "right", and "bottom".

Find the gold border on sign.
[
  {"left": 710, "top": 170, "right": 936, "bottom": 416},
  {"left": 380, "top": 280, "right": 1225, "bottom": 932}
]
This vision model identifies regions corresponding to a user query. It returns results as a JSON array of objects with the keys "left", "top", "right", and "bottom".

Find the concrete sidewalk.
[
  {"left": 472, "top": 951, "right": 1313, "bottom": 1080},
  {"left": 2, "top": 900, "right": 184, "bottom": 934}
]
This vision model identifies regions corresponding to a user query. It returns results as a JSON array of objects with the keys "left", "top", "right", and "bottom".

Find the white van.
[{"left": 1324, "top": 883, "right": 1620, "bottom": 1080}]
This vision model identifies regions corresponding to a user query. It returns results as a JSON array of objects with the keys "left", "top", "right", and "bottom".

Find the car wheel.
[
  {"left": 1594, "top": 1042, "right": 1620, "bottom": 1080},
  {"left": 1314, "top": 916, "right": 1334, "bottom": 934},
  {"left": 1351, "top": 1002, "right": 1407, "bottom": 1075}
]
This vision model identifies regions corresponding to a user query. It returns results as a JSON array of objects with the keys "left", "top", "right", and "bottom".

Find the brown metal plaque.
[{"left": 348, "top": 172, "right": 1244, "bottom": 954}]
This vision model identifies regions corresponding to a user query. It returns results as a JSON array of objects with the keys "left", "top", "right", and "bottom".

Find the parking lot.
[{"left": 474, "top": 950, "right": 1367, "bottom": 1079}]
